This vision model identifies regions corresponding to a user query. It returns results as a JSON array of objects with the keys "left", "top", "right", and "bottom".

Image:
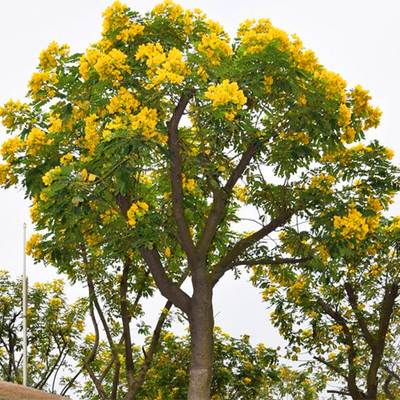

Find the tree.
[
  {"left": 0, "top": 1, "right": 390, "bottom": 398},
  {"left": 252, "top": 158, "right": 400, "bottom": 400},
  {"left": 0, "top": 271, "right": 85, "bottom": 395}
]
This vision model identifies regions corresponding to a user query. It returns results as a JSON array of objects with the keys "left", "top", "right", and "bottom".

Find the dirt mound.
[{"left": 0, "top": 381, "right": 67, "bottom": 400}]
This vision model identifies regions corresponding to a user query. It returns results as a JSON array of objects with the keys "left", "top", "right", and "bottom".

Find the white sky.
[{"left": 0, "top": 0, "right": 399, "bottom": 356}]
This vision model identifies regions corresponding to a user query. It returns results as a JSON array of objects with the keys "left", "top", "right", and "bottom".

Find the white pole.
[{"left": 22, "top": 223, "right": 28, "bottom": 386}]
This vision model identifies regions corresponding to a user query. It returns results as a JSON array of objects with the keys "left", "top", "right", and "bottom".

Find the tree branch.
[
  {"left": 167, "top": 91, "right": 197, "bottom": 263},
  {"left": 327, "top": 389, "right": 352, "bottom": 397},
  {"left": 344, "top": 282, "right": 375, "bottom": 349},
  {"left": 83, "top": 297, "right": 108, "bottom": 400},
  {"left": 382, "top": 365, "right": 400, "bottom": 383},
  {"left": 140, "top": 247, "right": 191, "bottom": 315},
  {"left": 128, "top": 271, "right": 189, "bottom": 399},
  {"left": 211, "top": 210, "right": 293, "bottom": 285},
  {"left": 316, "top": 297, "right": 362, "bottom": 398},
  {"left": 197, "top": 142, "right": 260, "bottom": 257},
  {"left": 119, "top": 261, "right": 135, "bottom": 389},
  {"left": 383, "top": 375, "right": 394, "bottom": 400},
  {"left": 314, "top": 356, "right": 348, "bottom": 380}
]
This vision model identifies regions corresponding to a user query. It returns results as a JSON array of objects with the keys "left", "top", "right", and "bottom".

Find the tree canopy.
[{"left": 0, "top": 1, "right": 397, "bottom": 399}]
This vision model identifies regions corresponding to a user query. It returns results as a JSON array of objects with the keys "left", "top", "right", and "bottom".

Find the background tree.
[
  {"left": 0, "top": 1, "right": 389, "bottom": 398},
  {"left": 252, "top": 152, "right": 400, "bottom": 400},
  {"left": 0, "top": 271, "right": 85, "bottom": 395}
]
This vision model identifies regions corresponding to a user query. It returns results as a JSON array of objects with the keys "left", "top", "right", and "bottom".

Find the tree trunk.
[{"left": 187, "top": 288, "right": 214, "bottom": 400}]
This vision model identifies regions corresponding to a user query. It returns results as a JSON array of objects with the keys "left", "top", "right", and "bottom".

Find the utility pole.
[{"left": 22, "top": 223, "right": 28, "bottom": 386}]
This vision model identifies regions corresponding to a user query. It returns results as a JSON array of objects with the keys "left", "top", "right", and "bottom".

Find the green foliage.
[{"left": 0, "top": 271, "right": 85, "bottom": 392}]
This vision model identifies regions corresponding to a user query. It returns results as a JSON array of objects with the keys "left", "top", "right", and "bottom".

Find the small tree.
[
  {"left": 0, "top": 271, "right": 85, "bottom": 395},
  {"left": 0, "top": 1, "right": 391, "bottom": 397}
]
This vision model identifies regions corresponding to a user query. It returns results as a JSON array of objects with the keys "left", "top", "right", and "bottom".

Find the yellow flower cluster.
[
  {"left": 60, "top": 153, "right": 74, "bottom": 165},
  {"left": 182, "top": 175, "right": 197, "bottom": 192},
  {"left": 235, "top": 185, "right": 249, "bottom": 202},
  {"left": 384, "top": 147, "right": 395, "bottom": 160},
  {"left": 26, "top": 233, "right": 43, "bottom": 259},
  {"left": 30, "top": 197, "right": 40, "bottom": 223},
  {"left": 116, "top": 23, "right": 145, "bottom": 41},
  {"left": 39, "top": 41, "right": 70, "bottom": 70},
  {"left": 238, "top": 19, "right": 291, "bottom": 54},
  {"left": 279, "top": 130, "right": 310, "bottom": 145},
  {"left": 367, "top": 264, "right": 383, "bottom": 278},
  {"left": 205, "top": 80, "right": 247, "bottom": 118},
  {"left": 0, "top": 99, "right": 29, "bottom": 129},
  {"left": 83, "top": 114, "right": 101, "bottom": 155},
  {"left": 102, "top": 1, "right": 130, "bottom": 36},
  {"left": 100, "top": 209, "right": 118, "bottom": 224},
  {"left": 135, "top": 43, "right": 165, "bottom": 68},
  {"left": 315, "top": 244, "right": 330, "bottom": 263},
  {"left": 294, "top": 48, "right": 319, "bottom": 73},
  {"left": 42, "top": 166, "right": 61, "bottom": 186},
  {"left": 350, "top": 85, "right": 371, "bottom": 115},
  {"left": 333, "top": 208, "right": 369, "bottom": 242},
  {"left": 107, "top": 87, "right": 140, "bottom": 115},
  {"left": 102, "top": 116, "right": 128, "bottom": 140},
  {"left": 330, "top": 324, "right": 343, "bottom": 335},
  {"left": 310, "top": 173, "right": 335, "bottom": 191},
  {"left": 348, "top": 85, "right": 382, "bottom": 130},
  {"left": 338, "top": 103, "right": 351, "bottom": 127},
  {"left": 263, "top": 76, "right": 274, "bottom": 93},
  {"left": 1, "top": 136, "right": 25, "bottom": 161},
  {"left": 152, "top": 1, "right": 184, "bottom": 20},
  {"left": 288, "top": 278, "right": 306, "bottom": 293},
  {"left": 341, "top": 126, "right": 356, "bottom": 144},
  {"left": 135, "top": 44, "right": 189, "bottom": 87},
  {"left": 79, "top": 48, "right": 131, "bottom": 84},
  {"left": 127, "top": 201, "right": 149, "bottom": 227},
  {"left": 130, "top": 107, "right": 160, "bottom": 140},
  {"left": 0, "top": 164, "right": 17, "bottom": 185},
  {"left": 367, "top": 196, "right": 383, "bottom": 213},
  {"left": 314, "top": 69, "right": 347, "bottom": 102},
  {"left": 28, "top": 71, "right": 58, "bottom": 98},
  {"left": 48, "top": 114, "right": 63, "bottom": 133},
  {"left": 26, "top": 127, "right": 53, "bottom": 156},
  {"left": 197, "top": 33, "right": 232, "bottom": 65}
]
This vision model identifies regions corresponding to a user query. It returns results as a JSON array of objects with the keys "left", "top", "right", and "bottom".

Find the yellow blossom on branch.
[
  {"left": 205, "top": 80, "right": 247, "bottom": 109},
  {"left": 26, "top": 233, "right": 43, "bottom": 259}
]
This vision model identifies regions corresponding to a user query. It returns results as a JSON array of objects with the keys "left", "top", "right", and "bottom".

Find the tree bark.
[{"left": 187, "top": 283, "right": 214, "bottom": 400}]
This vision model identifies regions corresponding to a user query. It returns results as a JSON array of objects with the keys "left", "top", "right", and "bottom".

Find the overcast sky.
[{"left": 0, "top": 0, "right": 399, "bottom": 356}]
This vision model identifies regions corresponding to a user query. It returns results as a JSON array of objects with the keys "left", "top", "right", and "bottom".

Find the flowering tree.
[
  {"left": 0, "top": 1, "right": 392, "bottom": 398},
  {"left": 0, "top": 271, "right": 85, "bottom": 395},
  {"left": 253, "top": 169, "right": 400, "bottom": 400}
]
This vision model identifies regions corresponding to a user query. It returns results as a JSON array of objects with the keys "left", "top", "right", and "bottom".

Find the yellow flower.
[
  {"left": 205, "top": 80, "right": 247, "bottom": 109},
  {"left": 26, "top": 233, "right": 43, "bottom": 259},
  {"left": 127, "top": 201, "right": 149, "bottom": 227},
  {"left": 42, "top": 166, "right": 61, "bottom": 186},
  {"left": 338, "top": 103, "right": 351, "bottom": 127},
  {"left": 79, "top": 48, "right": 131, "bottom": 84},
  {"left": 165, "top": 247, "right": 171, "bottom": 257},
  {"left": 28, "top": 71, "right": 58, "bottom": 98},
  {"left": 39, "top": 42, "right": 70, "bottom": 70},
  {"left": 333, "top": 208, "right": 370, "bottom": 241},
  {"left": 263, "top": 76, "right": 274, "bottom": 93}
]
